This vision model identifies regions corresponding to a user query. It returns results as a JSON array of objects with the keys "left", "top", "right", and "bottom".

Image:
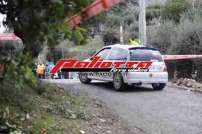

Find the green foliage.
[
  {"left": 0, "top": 0, "right": 91, "bottom": 57},
  {"left": 86, "top": 1, "right": 162, "bottom": 45},
  {"left": 146, "top": 5, "right": 161, "bottom": 21},
  {"left": 150, "top": 8, "right": 202, "bottom": 80},
  {"left": 169, "top": 9, "right": 202, "bottom": 54},
  {"left": 72, "top": 27, "right": 87, "bottom": 46},
  {"left": 102, "top": 1, "right": 139, "bottom": 44},
  {"left": 152, "top": 8, "right": 202, "bottom": 55},
  {"left": 0, "top": 106, "right": 26, "bottom": 134},
  {"left": 0, "top": 39, "right": 36, "bottom": 88},
  {"left": 171, "top": 9, "right": 202, "bottom": 80},
  {"left": 180, "top": 8, "right": 202, "bottom": 22},
  {"left": 0, "top": 51, "right": 36, "bottom": 110},
  {"left": 0, "top": 83, "right": 88, "bottom": 133},
  {"left": 4, "top": 53, "right": 37, "bottom": 89},
  {"left": 150, "top": 21, "right": 177, "bottom": 54},
  {"left": 0, "top": 0, "right": 91, "bottom": 113},
  {"left": 161, "top": 0, "right": 190, "bottom": 23},
  {"left": 0, "top": 39, "right": 23, "bottom": 64}
]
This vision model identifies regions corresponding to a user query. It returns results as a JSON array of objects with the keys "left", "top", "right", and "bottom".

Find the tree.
[
  {"left": 0, "top": 0, "right": 91, "bottom": 57},
  {"left": 149, "top": 21, "right": 177, "bottom": 54},
  {"left": 172, "top": 9, "right": 202, "bottom": 80},
  {"left": 161, "top": 0, "right": 190, "bottom": 23},
  {"left": 0, "top": 0, "right": 92, "bottom": 87},
  {"left": 150, "top": 8, "right": 202, "bottom": 80}
]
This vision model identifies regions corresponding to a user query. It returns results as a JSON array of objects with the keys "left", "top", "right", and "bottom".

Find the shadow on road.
[{"left": 88, "top": 82, "right": 161, "bottom": 93}]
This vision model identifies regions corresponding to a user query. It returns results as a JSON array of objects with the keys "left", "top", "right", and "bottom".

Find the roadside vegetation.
[
  {"left": 69, "top": 0, "right": 202, "bottom": 82},
  {"left": 0, "top": 82, "right": 89, "bottom": 133},
  {"left": 0, "top": 80, "right": 135, "bottom": 134},
  {"left": 45, "top": 0, "right": 202, "bottom": 82},
  {"left": 150, "top": 0, "right": 202, "bottom": 81},
  {"left": 0, "top": 46, "right": 88, "bottom": 133},
  {"left": 0, "top": 0, "right": 202, "bottom": 132},
  {"left": 0, "top": 1, "right": 93, "bottom": 133}
]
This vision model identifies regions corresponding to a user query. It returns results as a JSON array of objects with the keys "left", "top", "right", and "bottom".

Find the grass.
[{"left": 0, "top": 82, "right": 88, "bottom": 133}]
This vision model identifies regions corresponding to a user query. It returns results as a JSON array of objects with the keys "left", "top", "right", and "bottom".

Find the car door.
[
  {"left": 105, "top": 47, "right": 129, "bottom": 81},
  {"left": 88, "top": 47, "right": 111, "bottom": 80}
]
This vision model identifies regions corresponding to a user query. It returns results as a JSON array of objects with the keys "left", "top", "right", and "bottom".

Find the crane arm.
[{"left": 67, "top": 0, "right": 122, "bottom": 28}]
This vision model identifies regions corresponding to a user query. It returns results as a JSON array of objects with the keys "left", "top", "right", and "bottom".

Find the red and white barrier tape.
[
  {"left": 163, "top": 55, "right": 202, "bottom": 61},
  {"left": 0, "top": 33, "right": 19, "bottom": 40}
]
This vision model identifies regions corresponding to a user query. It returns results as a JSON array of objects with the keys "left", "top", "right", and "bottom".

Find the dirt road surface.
[{"left": 48, "top": 79, "right": 202, "bottom": 134}]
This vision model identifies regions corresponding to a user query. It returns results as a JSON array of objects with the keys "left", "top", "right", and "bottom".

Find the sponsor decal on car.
[{"left": 51, "top": 56, "right": 152, "bottom": 74}]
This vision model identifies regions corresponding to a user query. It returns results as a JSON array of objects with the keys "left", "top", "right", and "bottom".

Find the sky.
[{"left": 0, "top": 13, "right": 6, "bottom": 33}]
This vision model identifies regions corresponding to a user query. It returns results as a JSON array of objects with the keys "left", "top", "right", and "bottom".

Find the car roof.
[{"left": 104, "top": 44, "right": 158, "bottom": 51}]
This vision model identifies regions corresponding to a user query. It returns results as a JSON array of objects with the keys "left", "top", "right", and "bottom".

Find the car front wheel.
[
  {"left": 113, "top": 72, "right": 126, "bottom": 91},
  {"left": 152, "top": 83, "right": 166, "bottom": 90},
  {"left": 79, "top": 73, "right": 91, "bottom": 84}
]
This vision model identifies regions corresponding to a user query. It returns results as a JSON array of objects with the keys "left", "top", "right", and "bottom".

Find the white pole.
[
  {"left": 120, "top": 24, "right": 124, "bottom": 44},
  {"left": 139, "top": 0, "right": 147, "bottom": 46}
]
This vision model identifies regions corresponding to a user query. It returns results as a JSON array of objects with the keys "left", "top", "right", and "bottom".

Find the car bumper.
[{"left": 124, "top": 72, "right": 168, "bottom": 84}]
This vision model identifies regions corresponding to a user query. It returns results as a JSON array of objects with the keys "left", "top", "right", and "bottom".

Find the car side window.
[
  {"left": 108, "top": 48, "right": 128, "bottom": 60},
  {"left": 95, "top": 48, "right": 111, "bottom": 60}
]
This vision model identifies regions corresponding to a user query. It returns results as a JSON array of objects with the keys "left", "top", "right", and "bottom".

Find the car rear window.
[{"left": 130, "top": 49, "right": 163, "bottom": 61}]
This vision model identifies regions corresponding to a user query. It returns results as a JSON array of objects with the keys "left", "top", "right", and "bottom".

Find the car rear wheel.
[
  {"left": 113, "top": 72, "right": 126, "bottom": 91},
  {"left": 79, "top": 73, "right": 91, "bottom": 84},
  {"left": 152, "top": 83, "right": 166, "bottom": 90}
]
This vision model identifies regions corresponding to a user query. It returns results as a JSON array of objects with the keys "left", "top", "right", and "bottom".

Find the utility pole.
[
  {"left": 192, "top": 0, "right": 195, "bottom": 9},
  {"left": 139, "top": 0, "right": 147, "bottom": 46}
]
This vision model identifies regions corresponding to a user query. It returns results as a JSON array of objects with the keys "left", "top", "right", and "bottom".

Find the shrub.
[
  {"left": 0, "top": 52, "right": 37, "bottom": 110},
  {"left": 149, "top": 21, "right": 177, "bottom": 54},
  {"left": 146, "top": 5, "right": 161, "bottom": 21},
  {"left": 150, "top": 8, "right": 202, "bottom": 80},
  {"left": 161, "top": 0, "right": 190, "bottom": 23},
  {"left": 3, "top": 53, "right": 37, "bottom": 89},
  {"left": 171, "top": 9, "right": 202, "bottom": 80}
]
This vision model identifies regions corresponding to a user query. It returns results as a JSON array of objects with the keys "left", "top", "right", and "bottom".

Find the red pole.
[{"left": 102, "top": 0, "right": 109, "bottom": 9}]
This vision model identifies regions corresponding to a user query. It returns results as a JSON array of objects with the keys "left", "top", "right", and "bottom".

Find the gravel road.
[{"left": 48, "top": 79, "right": 202, "bottom": 134}]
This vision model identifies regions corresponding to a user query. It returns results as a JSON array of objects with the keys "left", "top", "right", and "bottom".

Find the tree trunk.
[
  {"left": 196, "top": 61, "right": 202, "bottom": 82},
  {"left": 166, "top": 61, "right": 176, "bottom": 80},
  {"left": 176, "top": 60, "right": 193, "bottom": 78}
]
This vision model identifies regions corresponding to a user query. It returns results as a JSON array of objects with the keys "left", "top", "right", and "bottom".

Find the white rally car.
[{"left": 79, "top": 44, "right": 168, "bottom": 91}]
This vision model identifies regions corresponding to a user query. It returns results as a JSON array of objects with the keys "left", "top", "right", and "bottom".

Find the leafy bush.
[
  {"left": 151, "top": 8, "right": 202, "bottom": 80},
  {"left": 0, "top": 0, "right": 92, "bottom": 57},
  {"left": 0, "top": 52, "right": 37, "bottom": 110},
  {"left": 3, "top": 53, "right": 37, "bottom": 89},
  {"left": 170, "top": 9, "right": 202, "bottom": 80},
  {"left": 170, "top": 12, "right": 202, "bottom": 54},
  {"left": 146, "top": 5, "right": 161, "bottom": 21},
  {"left": 161, "top": 0, "right": 190, "bottom": 23},
  {"left": 149, "top": 21, "right": 177, "bottom": 54}
]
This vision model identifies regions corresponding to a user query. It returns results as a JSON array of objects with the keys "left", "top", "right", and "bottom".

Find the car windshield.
[{"left": 130, "top": 49, "right": 163, "bottom": 61}]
